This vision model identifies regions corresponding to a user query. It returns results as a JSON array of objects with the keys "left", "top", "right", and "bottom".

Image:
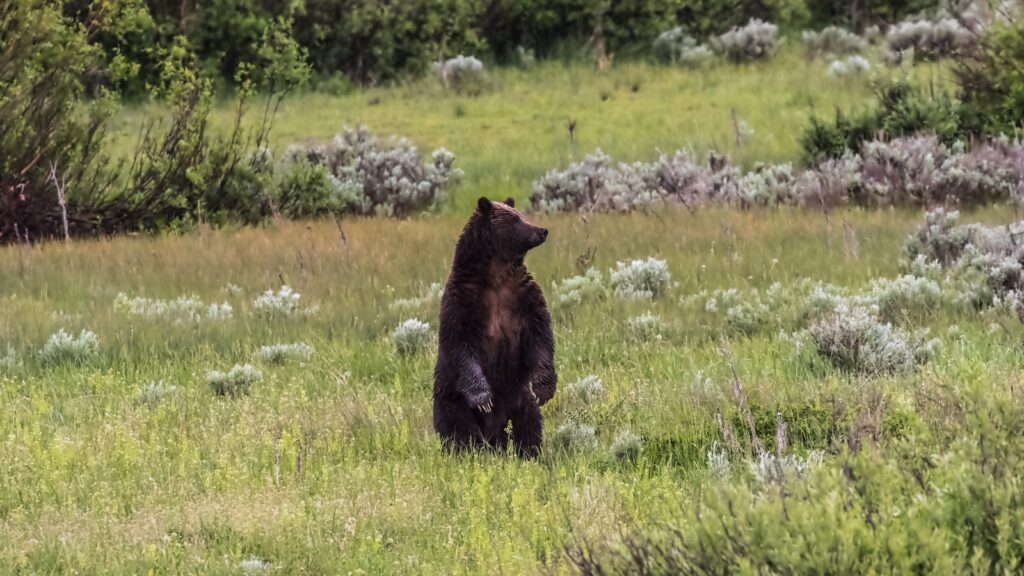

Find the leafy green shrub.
[
  {"left": 294, "top": 0, "right": 485, "bottom": 84},
  {"left": 276, "top": 157, "right": 337, "bottom": 218},
  {"left": 956, "top": 20, "right": 1024, "bottom": 138},
  {"left": 2, "top": 6, "right": 307, "bottom": 243},
  {"left": 800, "top": 81, "right": 962, "bottom": 162},
  {"left": 806, "top": 0, "right": 939, "bottom": 31},
  {"left": 1, "top": 1, "right": 118, "bottom": 243}
]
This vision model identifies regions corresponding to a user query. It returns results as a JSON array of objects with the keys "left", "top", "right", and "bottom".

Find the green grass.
[
  {"left": 2, "top": 206, "right": 1021, "bottom": 573},
  {"left": 2, "top": 52, "right": 996, "bottom": 573}
]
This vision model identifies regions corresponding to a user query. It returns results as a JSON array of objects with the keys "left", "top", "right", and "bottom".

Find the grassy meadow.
[{"left": 3, "top": 48, "right": 1017, "bottom": 573}]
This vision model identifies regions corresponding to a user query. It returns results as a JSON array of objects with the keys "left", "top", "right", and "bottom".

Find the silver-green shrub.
[
  {"left": 255, "top": 343, "right": 314, "bottom": 365},
  {"left": 39, "top": 329, "right": 99, "bottom": 366},
  {"left": 279, "top": 126, "right": 461, "bottom": 218},
  {"left": 653, "top": 28, "right": 714, "bottom": 67},
  {"left": 207, "top": 364, "right": 263, "bottom": 396},
  {"left": 610, "top": 431, "right": 643, "bottom": 461},
  {"left": 553, "top": 269, "right": 606, "bottom": 307},
  {"left": 393, "top": 319, "right": 433, "bottom": 356},
  {"left": 827, "top": 55, "right": 871, "bottom": 77},
  {"left": 802, "top": 26, "right": 865, "bottom": 57},
  {"left": 566, "top": 375, "right": 605, "bottom": 406},
  {"left": 549, "top": 421, "right": 598, "bottom": 453},
  {"left": 809, "top": 304, "right": 937, "bottom": 374},
  {"left": 712, "top": 19, "right": 779, "bottom": 62},
  {"left": 610, "top": 258, "right": 671, "bottom": 300}
]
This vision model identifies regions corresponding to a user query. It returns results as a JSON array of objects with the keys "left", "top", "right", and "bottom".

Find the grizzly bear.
[{"left": 433, "top": 197, "right": 556, "bottom": 458}]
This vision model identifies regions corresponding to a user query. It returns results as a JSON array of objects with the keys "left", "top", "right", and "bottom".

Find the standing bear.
[{"left": 433, "top": 197, "right": 557, "bottom": 458}]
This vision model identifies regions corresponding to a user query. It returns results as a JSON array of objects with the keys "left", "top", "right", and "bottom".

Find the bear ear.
[
  {"left": 504, "top": 197, "right": 515, "bottom": 208},
  {"left": 477, "top": 197, "right": 493, "bottom": 214}
]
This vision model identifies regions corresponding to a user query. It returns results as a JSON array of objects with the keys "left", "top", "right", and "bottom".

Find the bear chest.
[{"left": 482, "top": 286, "right": 524, "bottom": 353}]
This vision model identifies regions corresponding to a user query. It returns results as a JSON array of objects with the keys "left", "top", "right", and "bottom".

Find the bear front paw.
[{"left": 467, "top": 390, "right": 493, "bottom": 413}]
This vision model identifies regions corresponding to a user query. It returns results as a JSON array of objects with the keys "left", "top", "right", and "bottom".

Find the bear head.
[{"left": 474, "top": 196, "right": 548, "bottom": 261}]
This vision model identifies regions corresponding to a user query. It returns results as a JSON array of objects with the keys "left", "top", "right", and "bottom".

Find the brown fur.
[{"left": 432, "top": 197, "right": 557, "bottom": 458}]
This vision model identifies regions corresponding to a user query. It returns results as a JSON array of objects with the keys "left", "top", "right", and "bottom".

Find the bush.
[
  {"left": 957, "top": 20, "right": 1024, "bottom": 138},
  {"left": 826, "top": 55, "right": 871, "bottom": 76},
  {"left": 137, "top": 381, "right": 179, "bottom": 407},
  {"left": 278, "top": 127, "right": 461, "bottom": 218},
  {"left": 808, "top": 304, "right": 936, "bottom": 374},
  {"left": 393, "top": 319, "right": 433, "bottom": 356},
  {"left": 609, "top": 258, "right": 672, "bottom": 300},
  {"left": 1, "top": 1, "right": 117, "bottom": 243},
  {"left": 553, "top": 269, "right": 606, "bottom": 307},
  {"left": 566, "top": 375, "right": 605, "bottom": 405},
  {"left": 711, "top": 19, "right": 779, "bottom": 62},
  {"left": 254, "top": 343, "right": 314, "bottom": 365},
  {"left": 884, "top": 16, "right": 977, "bottom": 62},
  {"left": 549, "top": 421, "right": 598, "bottom": 453},
  {"left": 800, "top": 81, "right": 963, "bottom": 163},
  {"left": 0, "top": 345, "right": 19, "bottom": 373},
  {"left": 254, "top": 286, "right": 318, "bottom": 318},
  {"left": 855, "top": 274, "right": 942, "bottom": 321},
  {"left": 533, "top": 135, "right": 1024, "bottom": 213},
  {"left": 802, "top": 26, "right": 865, "bottom": 57},
  {"left": 276, "top": 155, "right": 337, "bottom": 218},
  {"left": 435, "top": 55, "right": 487, "bottom": 95},
  {"left": 1, "top": 6, "right": 306, "bottom": 243},
  {"left": 39, "top": 329, "right": 99, "bottom": 366},
  {"left": 207, "top": 364, "right": 263, "bottom": 396},
  {"left": 114, "top": 293, "right": 233, "bottom": 323},
  {"left": 807, "top": 0, "right": 942, "bottom": 31},
  {"left": 904, "top": 208, "right": 1024, "bottom": 310},
  {"left": 626, "top": 313, "right": 664, "bottom": 342},
  {"left": 854, "top": 135, "right": 1024, "bottom": 207},
  {"left": 610, "top": 431, "right": 643, "bottom": 461},
  {"left": 529, "top": 149, "right": 742, "bottom": 213},
  {"left": 652, "top": 27, "right": 714, "bottom": 66}
]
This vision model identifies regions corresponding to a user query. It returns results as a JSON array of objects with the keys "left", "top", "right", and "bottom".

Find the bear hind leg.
[
  {"left": 435, "top": 399, "right": 487, "bottom": 453},
  {"left": 511, "top": 400, "right": 543, "bottom": 459}
]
